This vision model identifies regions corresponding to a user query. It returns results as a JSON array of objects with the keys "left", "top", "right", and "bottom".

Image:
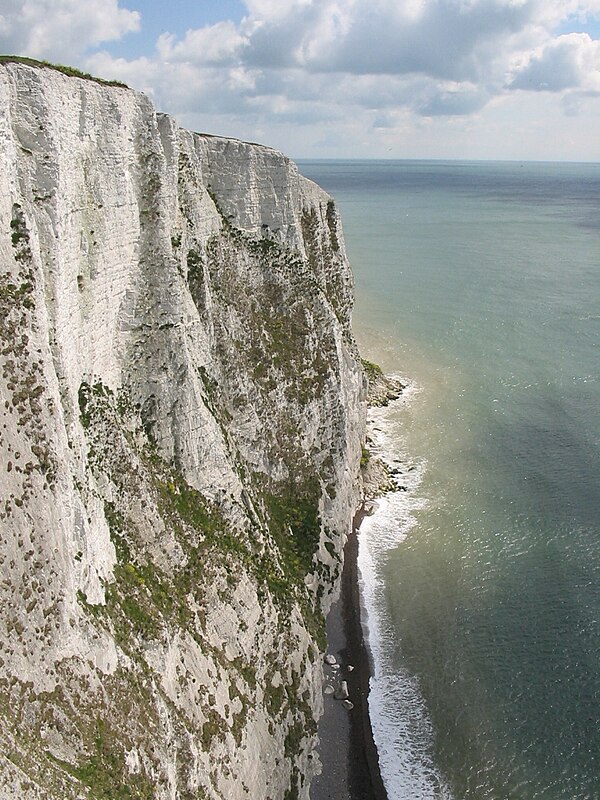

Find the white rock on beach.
[{"left": 334, "top": 681, "right": 349, "bottom": 701}]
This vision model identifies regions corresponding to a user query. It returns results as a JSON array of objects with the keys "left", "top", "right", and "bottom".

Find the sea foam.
[{"left": 359, "top": 379, "right": 453, "bottom": 799}]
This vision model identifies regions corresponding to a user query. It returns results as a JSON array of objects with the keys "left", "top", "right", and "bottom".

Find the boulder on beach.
[
  {"left": 334, "top": 681, "right": 349, "bottom": 700},
  {"left": 324, "top": 654, "right": 337, "bottom": 666},
  {"left": 342, "top": 699, "right": 354, "bottom": 710}
]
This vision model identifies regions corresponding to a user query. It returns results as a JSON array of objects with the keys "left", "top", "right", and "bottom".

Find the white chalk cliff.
[{"left": 0, "top": 61, "right": 366, "bottom": 799}]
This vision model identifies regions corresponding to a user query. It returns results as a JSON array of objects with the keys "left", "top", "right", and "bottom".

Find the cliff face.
[{"left": 0, "top": 63, "right": 365, "bottom": 799}]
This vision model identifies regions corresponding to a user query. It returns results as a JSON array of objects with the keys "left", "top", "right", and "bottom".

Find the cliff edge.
[{"left": 0, "top": 61, "right": 366, "bottom": 799}]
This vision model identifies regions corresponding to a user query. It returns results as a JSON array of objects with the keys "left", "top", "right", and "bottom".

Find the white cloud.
[
  {"left": 156, "top": 21, "right": 246, "bottom": 67},
  {"left": 0, "top": 0, "right": 139, "bottom": 62},
  {"left": 243, "top": 0, "right": 315, "bottom": 22},
  {"left": 288, "top": 0, "right": 535, "bottom": 80},
  {"left": 509, "top": 32, "right": 600, "bottom": 91},
  {"left": 236, "top": 0, "right": 599, "bottom": 83},
  {"left": 3, "top": 0, "right": 599, "bottom": 158}
]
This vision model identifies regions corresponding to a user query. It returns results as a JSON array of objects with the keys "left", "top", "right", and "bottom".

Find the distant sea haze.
[{"left": 299, "top": 159, "right": 600, "bottom": 800}]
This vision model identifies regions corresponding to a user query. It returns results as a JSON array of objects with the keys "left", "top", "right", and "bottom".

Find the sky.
[{"left": 1, "top": 0, "right": 600, "bottom": 160}]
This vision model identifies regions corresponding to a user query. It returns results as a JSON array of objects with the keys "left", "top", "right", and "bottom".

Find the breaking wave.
[{"left": 358, "top": 378, "right": 452, "bottom": 800}]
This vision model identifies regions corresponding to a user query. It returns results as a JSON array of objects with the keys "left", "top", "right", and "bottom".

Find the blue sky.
[
  {"left": 107, "top": 0, "right": 247, "bottom": 58},
  {"left": 1, "top": 0, "right": 599, "bottom": 160}
]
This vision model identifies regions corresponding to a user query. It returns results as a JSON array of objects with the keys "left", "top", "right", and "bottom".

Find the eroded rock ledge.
[{"left": 0, "top": 62, "right": 366, "bottom": 800}]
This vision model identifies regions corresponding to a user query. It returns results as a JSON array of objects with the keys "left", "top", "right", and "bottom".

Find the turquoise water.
[{"left": 299, "top": 160, "right": 600, "bottom": 799}]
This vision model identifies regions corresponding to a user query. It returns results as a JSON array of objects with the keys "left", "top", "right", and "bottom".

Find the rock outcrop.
[{"left": 0, "top": 61, "right": 365, "bottom": 799}]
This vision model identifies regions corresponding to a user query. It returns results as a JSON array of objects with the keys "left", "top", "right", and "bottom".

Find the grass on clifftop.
[{"left": 0, "top": 56, "right": 129, "bottom": 88}]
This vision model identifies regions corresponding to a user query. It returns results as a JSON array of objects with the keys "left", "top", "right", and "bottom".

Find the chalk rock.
[
  {"left": 334, "top": 681, "right": 349, "bottom": 701},
  {"left": 0, "top": 61, "right": 366, "bottom": 800}
]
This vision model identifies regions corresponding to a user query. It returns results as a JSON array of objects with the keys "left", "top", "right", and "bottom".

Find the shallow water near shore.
[{"left": 300, "top": 160, "right": 600, "bottom": 799}]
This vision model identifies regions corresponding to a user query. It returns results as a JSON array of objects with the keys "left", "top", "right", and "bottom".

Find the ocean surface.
[{"left": 298, "top": 160, "right": 600, "bottom": 800}]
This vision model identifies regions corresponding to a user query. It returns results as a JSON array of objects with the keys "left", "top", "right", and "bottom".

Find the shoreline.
[{"left": 310, "top": 507, "right": 389, "bottom": 800}]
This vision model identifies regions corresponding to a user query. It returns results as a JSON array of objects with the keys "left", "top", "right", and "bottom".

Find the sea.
[{"left": 298, "top": 160, "right": 600, "bottom": 800}]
